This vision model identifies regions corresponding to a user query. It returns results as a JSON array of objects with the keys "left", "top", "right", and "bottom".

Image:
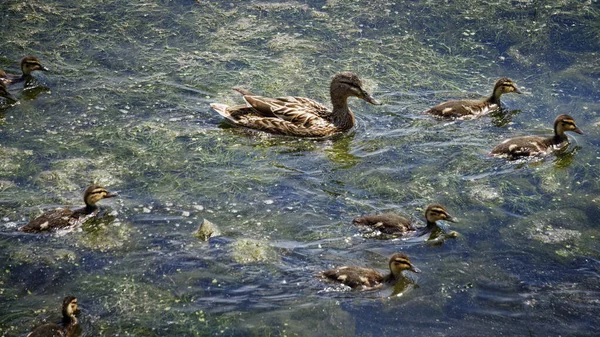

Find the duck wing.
[
  {"left": 19, "top": 208, "right": 74, "bottom": 233},
  {"left": 427, "top": 99, "right": 497, "bottom": 119},
  {"left": 352, "top": 213, "right": 414, "bottom": 235},
  {"left": 322, "top": 266, "right": 384, "bottom": 289},
  {"left": 490, "top": 135, "right": 550, "bottom": 159},
  {"left": 243, "top": 95, "right": 331, "bottom": 122}
]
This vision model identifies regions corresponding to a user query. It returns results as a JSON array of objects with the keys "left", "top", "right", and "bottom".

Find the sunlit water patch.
[{"left": 1, "top": 0, "right": 599, "bottom": 336}]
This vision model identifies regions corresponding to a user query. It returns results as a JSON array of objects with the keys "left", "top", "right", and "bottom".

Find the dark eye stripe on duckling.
[
  {"left": 562, "top": 120, "right": 576, "bottom": 126},
  {"left": 430, "top": 208, "right": 446, "bottom": 215},
  {"left": 90, "top": 188, "right": 107, "bottom": 195},
  {"left": 392, "top": 258, "right": 411, "bottom": 265}
]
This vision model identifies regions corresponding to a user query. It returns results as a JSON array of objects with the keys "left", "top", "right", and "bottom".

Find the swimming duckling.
[
  {"left": 27, "top": 296, "right": 81, "bottom": 337},
  {"left": 321, "top": 253, "right": 421, "bottom": 290},
  {"left": 490, "top": 114, "right": 583, "bottom": 160},
  {"left": 353, "top": 203, "right": 456, "bottom": 238},
  {"left": 210, "top": 72, "right": 381, "bottom": 137},
  {"left": 426, "top": 78, "right": 522, "bottom": 119},
  {"left": 1, "top": 56, "right": 49, "bottom": 86},
  {"left": 19, "top": 185, "right": 117, "bottom": 233}
]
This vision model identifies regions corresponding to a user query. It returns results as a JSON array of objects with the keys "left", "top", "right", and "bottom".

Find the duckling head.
[
  {"left": 389, "top": 253, "right": 421, "bottom": 277},
  {"left": 20, "top": 56, "right": 49, "bottom": 75},
  {"left": 62, "top": 296, "right": 81, "bottom": 318},
  {"left": 83, "top": 184, "right": 117, "bottom": 208},
  {"left": 425, "top": 203, "right": 456, "bottom": 224},
  {"left": 331, "top": 72, "right": 380, "bottom": 105},
  {"left": 493, "top": 78, "right": 522, "bottom": 96},
  {"left": 554, "top": 114, "right": 583, "bottom": 136}
]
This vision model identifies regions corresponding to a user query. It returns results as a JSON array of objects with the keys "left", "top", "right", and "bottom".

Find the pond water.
[{"left": 1, "top": 0, "right": 599, "bottom": 336}]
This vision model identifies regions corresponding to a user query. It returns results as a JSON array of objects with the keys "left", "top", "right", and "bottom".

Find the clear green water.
[{"left": 1, "top": 0, "right": 599, "bottom": 336}]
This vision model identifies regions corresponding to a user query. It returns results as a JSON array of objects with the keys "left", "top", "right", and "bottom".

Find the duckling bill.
[
  {"left": 320, "top": 253, "right": 420, "bottom": 290},
  {"left": 426, "top": 78, "right": 521, "bottom": 119},
  {"left": 27, "top": 296, "right": 81, "bottom": 337},
  {"left": 353, "top": 203, "right": 456, "bottom": 238},
  {"left": 210, "top": 72, "right": 380, "bottom": 137},
  {"left": 490, "top": 114, "right": 583, "bottom": 160},
  {"left": 19, "top": 185, "right": 117, "bottom": 233}
]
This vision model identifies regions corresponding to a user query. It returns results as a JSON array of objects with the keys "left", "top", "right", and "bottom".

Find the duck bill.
[
  {"left": 360, "top": 89, "right": 381, "bottom": 105},
  {"left": 514, "top": 87, "right": 523, "bottom": 94},
  {"left": 40, "top": 65, "right": 49, "bottom": 72},
  {"left": 573, "top": 128, "right": 583, "bottom": 135},
  {"left": 444, "top": 215, "right": 457, "bottom": 223},
  {"left": 410, "top": 265, "right": 422, "bottom": 273},
  {"left": 104, "top": 192, "right": 118, "bottom": 198}
]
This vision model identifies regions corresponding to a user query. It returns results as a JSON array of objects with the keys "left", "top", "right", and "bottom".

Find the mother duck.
[{"left": 210, "top": 72, "right": 380, "bottom": 137}]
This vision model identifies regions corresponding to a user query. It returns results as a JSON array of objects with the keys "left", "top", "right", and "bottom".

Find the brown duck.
[
  {"left": 1, "top": 56, "right": 49, "bottom": 86},
  {"left": 490, "top": 114, "right": 583, "bottom": 159},
  {"left": 210, "top": 72, "right": 380, "bottom": 137},
  {"left": 320, "top": 253, "right": 421, "bottom": 290},
  {"left": 353, "top": 203, "right": 456, "bottom": 237},
  {"left": 19, "top": 185, "right": 117, "bottom": 233},
  {"left": 27, "top": 296, "right": 81, "bottom": 337},
  {"left": 426, "top": 78, "right": 521, "bottom": 119}
]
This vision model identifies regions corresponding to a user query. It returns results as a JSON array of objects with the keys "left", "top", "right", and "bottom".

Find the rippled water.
[{"left": 1, "top": 1, "right": 599, "bottom": 336}]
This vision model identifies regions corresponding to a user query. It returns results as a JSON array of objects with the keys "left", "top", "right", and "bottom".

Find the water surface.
[{"left": 1, "top": 1, "right": 599, "bottom": 336}]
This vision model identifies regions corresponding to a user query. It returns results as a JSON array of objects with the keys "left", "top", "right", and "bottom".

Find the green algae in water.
[
  {"left": 230, "top": 238, "right": 280, "bottom": 264},
  {"left": 1, "top": 0, "right": 600, "bottom": 336}
]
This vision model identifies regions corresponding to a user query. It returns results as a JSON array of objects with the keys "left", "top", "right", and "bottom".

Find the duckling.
[
  {"left": 0, "top": 80, "right": 17, "bottom": 104},
  {"left": 320, "top": 253, "right": 421, "bottom": 290},
  {"left": 490, "top": 114, "right": 583, "bottom": 160},
  {"left": 27, "top": 296, "right": 81, "bottom": 337},
  {"left": 426, "top": 78, "right": 522, "bottom": 119},
  {"left": 19, "top": 185, "right": 117, "bottom": 233},
  {"left": 210, "top": 72, "right": 381, "bottom": 137},
  {"left": 1, "top": 56, "right": 49, "bottom": 86},
  {"left": 353, "top": 203, "right": 456, "bottom": 238}
]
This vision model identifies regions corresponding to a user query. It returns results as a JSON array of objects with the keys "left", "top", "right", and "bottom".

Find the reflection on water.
[{"left": 1, "top": 0, "right": 599, "bottom": 336}]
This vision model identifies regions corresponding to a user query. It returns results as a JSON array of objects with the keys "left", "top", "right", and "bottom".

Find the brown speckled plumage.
[
  {"left": 352, "top": 204, "right": 456, "bottom": 237},
  {"left": 19, "top": 185, "right": 116, "bottom": 233},
  {"left": 490, "top": 114, "right": 583, "bottom": 160},
  {"left": 426, "top": 78, "right": 521, "bottom": 119},
  {"left": 210, "top": 72, "right": 380, "bottom": 137},
  {"left": 321, "top": 253, "right": 421, "bottom": 290}
]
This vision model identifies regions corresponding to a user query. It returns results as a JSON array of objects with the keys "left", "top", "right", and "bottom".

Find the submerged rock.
[
  {"left": 230, "top": 238, "right": 279, "bottom": 264},
  {"left": 194, "top": 218, "right": 221, "bottom": 241}
]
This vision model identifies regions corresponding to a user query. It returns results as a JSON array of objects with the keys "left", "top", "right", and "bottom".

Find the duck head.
[
  {"left": 493, "top": 77, "right": 522, "bottom": 97},
  {"left": 330, "top": 72, "right": 380, "bottom": 105},
  {"left": 62, "top": 296, "right": 81, "bottom": 319},
  {"left": 83, "top": 184, "right": 117, "bottom": 208},
  {"left": 389, "top": 253, "right": 421, "bottom": 277},
  {"left": 554, "top": 114, "right": 583, "bottom": 136},
  {"left": 425, "top": 203, "right": 456, "bottom": 224},
  {"left": 20, "top": 56, "right": 49, "bottom": 75}
]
